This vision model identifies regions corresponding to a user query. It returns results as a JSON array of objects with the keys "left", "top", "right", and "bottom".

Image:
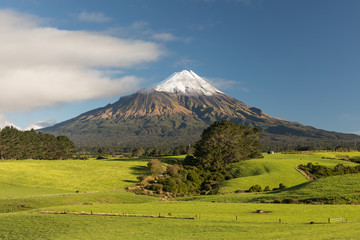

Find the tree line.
[{"left": 0, "top": 126, "right": 75, "bottom": 160}]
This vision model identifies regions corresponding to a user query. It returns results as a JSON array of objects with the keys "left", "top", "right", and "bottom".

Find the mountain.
[{"left": 41, "top": 70, "right": 360, "bottom": 150}]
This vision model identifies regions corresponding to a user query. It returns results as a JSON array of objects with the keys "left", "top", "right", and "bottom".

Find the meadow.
[{"left": 1, "top": 152, "right": 360, "bottom": 239}]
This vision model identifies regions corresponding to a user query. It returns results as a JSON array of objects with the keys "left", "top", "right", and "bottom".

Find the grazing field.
[
  {"left": 222, "top": 152, "right": 358, "bottom": 192},
  {"left": 0, "top": 152, "right": 360, "bottom": 239},
  {"left": 0, "top": 158, "right": 150, "bottom": 193},
  {"left": 2, "top": 203, "right": 360, "bottom": 239}
]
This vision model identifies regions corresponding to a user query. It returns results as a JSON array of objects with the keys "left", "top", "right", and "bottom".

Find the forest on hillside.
[{"left": 0, "top": 126, "right": 75, "bottom": 160}]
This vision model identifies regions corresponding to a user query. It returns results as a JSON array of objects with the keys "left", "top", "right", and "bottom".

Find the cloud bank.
[{"left": 0, "top": 9, "right": 164, "bottom": 114}]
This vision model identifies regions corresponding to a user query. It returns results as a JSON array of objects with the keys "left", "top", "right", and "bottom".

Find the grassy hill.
[
  {"left": 1, "top": 152, "right": 360, "bottom": 239},
  {"left": 222, "top": 152, "right": 359, "bottom": 192}
]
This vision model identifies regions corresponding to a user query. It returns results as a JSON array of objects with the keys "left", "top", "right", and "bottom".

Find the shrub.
[
  {"left": 166, "top": 165, "right": 181, "bottom": 177},
  {"left": 264, "top": 186, "right": 271, "bottom": 192},
  {"left": 137, "top": 175, "right": 146, "bottom": 182},
  {"left": 279, "top": 183, "right": 287, "bottom": 189},
  {"left": 247, "top": 184, "right": 262, "bottom": 192},
  {"left": 282, "top": 198, "right": 298, "bottom": 204},
  {"left": 183, "top": 155, "right": 197, "bottom": 166},
  {"left": 147, "top": 184, "right": 163, "bottom": 193},
  {"left": 147, "top": 159, "right": 165, "bottom": 176},
  {"left": 235, "top": 190, "right": 245, "bottom": 193}
]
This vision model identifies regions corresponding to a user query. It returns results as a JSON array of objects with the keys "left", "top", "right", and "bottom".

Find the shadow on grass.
[
  {"left": 160, "top": 157, "right": 184, "bottom": 165},
  {"left": 270, "top": 181, "right": 312, "bottom": 194},
  {"left": 101, "top": 156, "right": 185, "bottom": 165},
  {"left": 129, "top": 165, "right": 149, "bottom": 176},
  {"left": 101, "top": 157, "right": 151, "bottom": 162},
  {"left": 123, "top": 180, "right": 138, "bottom": 183},
  {"left": 246, "top": 181, "right": 314, "bottom": 203}
]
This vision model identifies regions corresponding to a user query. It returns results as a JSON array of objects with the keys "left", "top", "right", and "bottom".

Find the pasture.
[
  {"left": 0, "top": 152, "right": 360, "bottom": 239},
  {"left": 222, "top": 152, "right": 359, "bottom": 192}
]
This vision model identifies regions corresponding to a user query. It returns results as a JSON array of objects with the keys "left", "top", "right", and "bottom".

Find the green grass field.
[
  {"left": 0, "top": 158, "right": 150, "bottom": 192},
  {"left": 1, "top": 152, "right": 360, "bottom": 239},
  {"left": 222, "top": 152, "right": 358, "bottom": 192}
]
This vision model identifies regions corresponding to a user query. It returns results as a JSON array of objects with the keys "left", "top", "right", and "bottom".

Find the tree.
[
  {"left": 132, "top": 147, "right": 145, "bottom": 157},
  {"left": 147, "top": 159, "right": 165, "bottom": 176},
  {"left": 192, "top": 120, "right": 262, "bottom": 170}
]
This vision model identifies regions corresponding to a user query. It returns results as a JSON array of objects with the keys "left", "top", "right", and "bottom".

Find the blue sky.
[{"left": 0, "top": 0, "right": 359, "bottom": 134}]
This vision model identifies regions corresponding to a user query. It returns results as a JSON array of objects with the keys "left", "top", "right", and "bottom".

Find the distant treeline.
[
  {"left": 77, "top": 142, "right": 360, "bottom": 157},
  {"left": 78, "top": 144, "right": 193, "bottom": 157},
  {"left": 0, "top": 126, "right": 75, "bottom": 160}
]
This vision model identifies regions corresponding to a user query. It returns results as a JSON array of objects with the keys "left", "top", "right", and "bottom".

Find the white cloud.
[
  {"left": 0, "top": 9, "right": 164, "bottom": 113},
  {"left": 151, "top": 33, "right": 192, "bottom": 43},
  {"left": 173, "top": 58, "right": 200, "bottom": 69},
  {"left": 0, "top": 114, "right": 20, "bottom": 129},
  {"left": 78, "top": 11, "right": 111, "bottom": 23},
  {"left": 130, "top": 21, "right": 151, "bottom": 31},
  {"left": 108, "top": 21, "right": 188, "bottom": 43},
  {"left": 204, "top": 77, "right": 246, "bottom": 91},
  {"left": 151, "top": 33, "right": 178, "bottom": 42},
  {"left": 203, "top": 76, "right": 250, "bottom": 92},
  {"left": 26, "top": 120, "right": 56, "bottom": 130}
]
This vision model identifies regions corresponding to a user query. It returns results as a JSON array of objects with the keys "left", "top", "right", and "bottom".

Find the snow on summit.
[{"left": 154, "top": 70, "right": 222, "bottom": 96}]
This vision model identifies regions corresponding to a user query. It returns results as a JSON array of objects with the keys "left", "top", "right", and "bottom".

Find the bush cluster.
[
  {"left": 298, "top": 162, "right": 360, "bottom": 179},
  {"left": 139, "top": 163, "right": 232, "bottom": 196},
  {"left": 246, "top": 183, "right": 286, "bottom": 193},
  {"left": 274, "top": 198, "right": 298, "bottom": 204},
  {"left": 133, "top": 121, "right": 263, "bottom": 196}
]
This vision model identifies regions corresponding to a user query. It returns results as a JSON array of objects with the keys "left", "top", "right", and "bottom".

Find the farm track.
[{"left": 295, "top": 166, "right": 314, "bottom": 181}]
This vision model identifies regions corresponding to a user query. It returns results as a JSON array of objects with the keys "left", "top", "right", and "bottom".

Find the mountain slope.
[{"left": 41, "top": 70, "right": 360, "bottom": 149}]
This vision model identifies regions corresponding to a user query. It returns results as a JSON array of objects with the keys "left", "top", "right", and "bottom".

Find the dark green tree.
[
  {"left": 132, "top": 147, "right": 145, "bottom": 157},
  {"left": 192, "top": 120, "right": 262, "bottom": 170}
]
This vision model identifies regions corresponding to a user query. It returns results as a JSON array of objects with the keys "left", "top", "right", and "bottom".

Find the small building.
[{"left": 267, "top": 151, "right": 274, "bottom": 154}]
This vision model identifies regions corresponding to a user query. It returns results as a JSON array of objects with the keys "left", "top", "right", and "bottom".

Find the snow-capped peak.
[{"left": 154, "top": 70, "right": 222, "bottom": 96}]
